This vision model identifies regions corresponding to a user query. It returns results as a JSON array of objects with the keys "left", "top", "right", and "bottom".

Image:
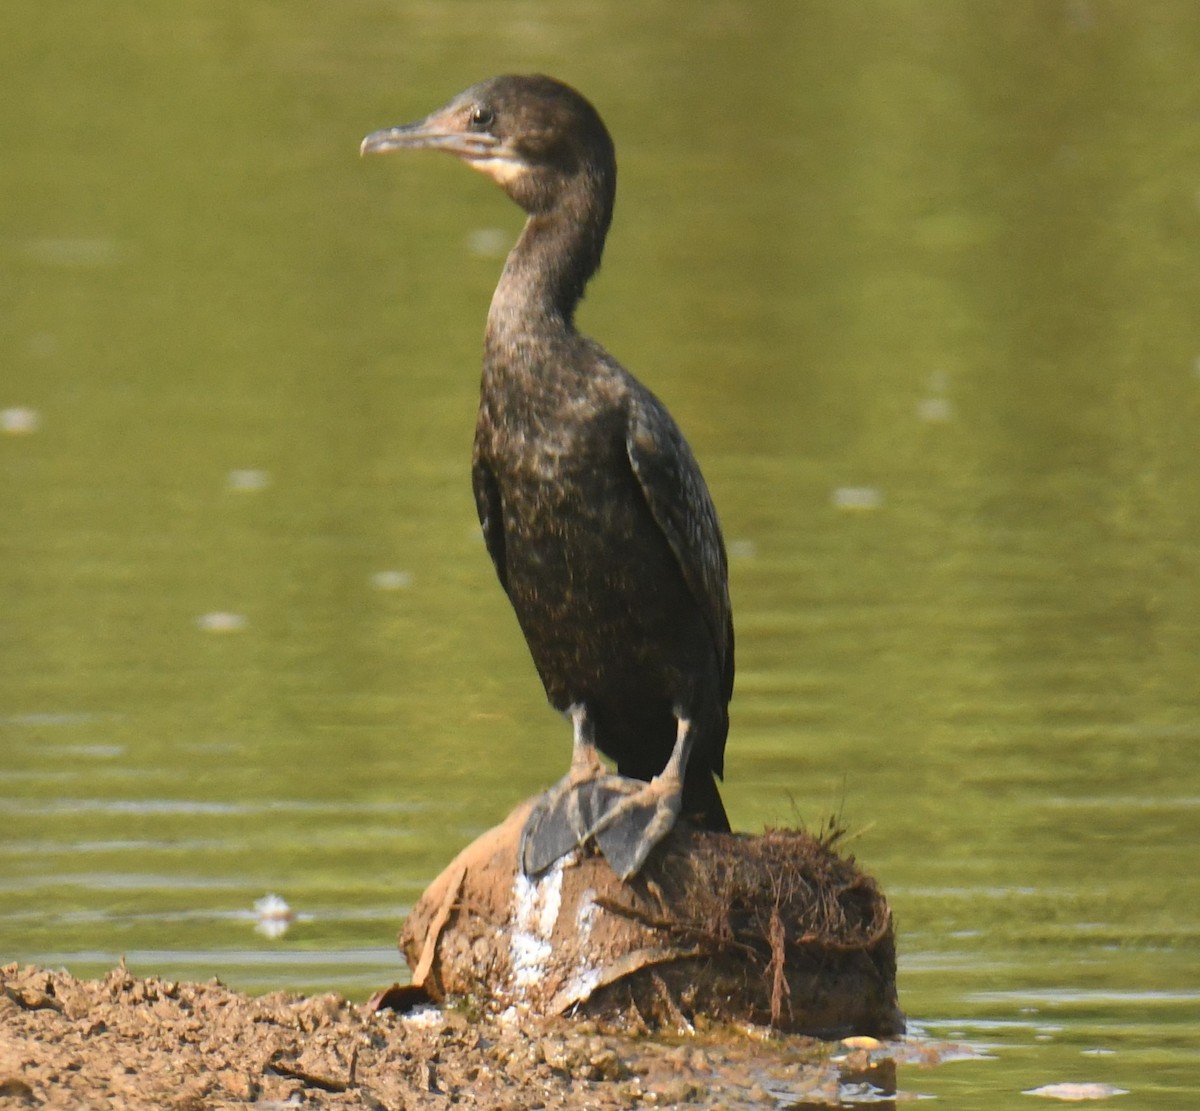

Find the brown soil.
[{"left": 0, "top": 961, "right": 917, "bottom": 1110}]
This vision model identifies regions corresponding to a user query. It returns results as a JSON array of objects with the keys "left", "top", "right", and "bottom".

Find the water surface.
[{"left": 3, "top": 2, "right": 1199, "bottom": 1105}]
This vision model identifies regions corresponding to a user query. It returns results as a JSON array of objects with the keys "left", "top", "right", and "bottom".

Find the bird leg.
[
  {"left": 521, "top": 710, "right": 699, "bottom": 881},
  {"left": 583, "top": 714, "right": 693, "bottom": 880},
  {"left": 520, "top": 704, "right": 630, "bottom": 877}
]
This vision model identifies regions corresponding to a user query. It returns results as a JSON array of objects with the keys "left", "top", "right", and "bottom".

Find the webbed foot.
[
  {"left": 519, "top": 772, "right": 641, "bottom": 877},
  {"left": 587, "top": 773, "right": 682, "bottom": 879},
  {"left": 519, "top": 709, "right": 697, "bottom": 881}
]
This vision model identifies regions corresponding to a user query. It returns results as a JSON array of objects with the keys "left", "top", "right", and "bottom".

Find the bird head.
[{"left": 361, "top": 74, "right": 615, "bottom": 217}]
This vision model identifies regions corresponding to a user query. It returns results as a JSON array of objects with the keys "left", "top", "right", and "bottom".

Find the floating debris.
[
  {"left": 1, "top": 407, "right": 41, "bottom": 435},
  {"left": 196, "top": 612, "right": 247, "bottom": 633},
  {"left": 253, "top": 894, "right": 295, "bottom": 939},
  {"left": 1024, "top": 1082, "right": 1129, "bottom": 1101},
  {"left": 226, "top": 468, "right": 271, "bottom": 492},
  {"left": 831, "top": 486, "right": 884, "bottom": 511},
  {"left": 371, "top": 570, "right": 413, "bottom": 591}
]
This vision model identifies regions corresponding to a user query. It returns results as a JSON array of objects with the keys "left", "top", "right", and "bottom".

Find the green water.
[{"left": 3, "top": 1, "right": 1199, "bottom": 1104}]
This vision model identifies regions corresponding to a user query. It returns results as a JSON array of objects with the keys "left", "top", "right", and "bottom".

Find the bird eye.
[{"left": 468, "top": 105, "right": 495, "bottom": 130}]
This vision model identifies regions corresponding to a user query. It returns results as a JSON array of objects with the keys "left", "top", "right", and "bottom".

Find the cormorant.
[{"left": 361, "top": 75, "right": 734, "bottom": 879}]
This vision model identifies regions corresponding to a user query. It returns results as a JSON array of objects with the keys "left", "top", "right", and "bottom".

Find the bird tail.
[{"left": 682, "top": 766, "right": 730, "bottom": 833}]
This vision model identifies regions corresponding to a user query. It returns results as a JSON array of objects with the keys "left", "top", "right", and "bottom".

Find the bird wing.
[
  {"left": 625, "top": 393, "right": 734, "bottom": 699},
  {"left": 471, "top": 454, "right": 509, "bottom": 595}
]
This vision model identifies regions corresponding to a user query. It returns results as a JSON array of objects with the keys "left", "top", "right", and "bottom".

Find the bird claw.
[{"left": 519, "top": 773, "right": 682, "bottom": 881}]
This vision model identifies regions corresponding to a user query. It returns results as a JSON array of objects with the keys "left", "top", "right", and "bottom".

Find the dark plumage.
[{"left": 362, "top": 75, "right": 734, "bottom": 878}]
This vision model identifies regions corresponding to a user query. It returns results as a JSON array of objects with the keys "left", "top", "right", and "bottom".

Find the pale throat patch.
[{"left": 468, "top": 155, "right": 528, "bottom": 186}]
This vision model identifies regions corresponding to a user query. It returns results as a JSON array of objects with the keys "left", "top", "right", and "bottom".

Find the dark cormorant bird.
[{"left": 361, "top": 75, "right": 734, "bottom": 879}]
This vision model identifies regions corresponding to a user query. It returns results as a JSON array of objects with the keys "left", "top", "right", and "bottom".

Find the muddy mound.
[{"left": 400, "top": 801, "right": 903, "bottom": 1037}]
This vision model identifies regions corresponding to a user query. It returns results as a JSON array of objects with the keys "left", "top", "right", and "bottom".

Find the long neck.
[{"left": 486, "top": 170, "right": 614, "bottom": 351}]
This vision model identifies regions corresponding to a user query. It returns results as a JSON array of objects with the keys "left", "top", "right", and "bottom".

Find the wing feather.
[
  {"left": 471, "top": 455, "right": 509, "bottom": 595},
  {"left": 625, "top": 395, "right": 734, "bottom": 699}
]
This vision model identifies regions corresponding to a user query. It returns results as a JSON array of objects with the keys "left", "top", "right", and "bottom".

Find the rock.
[{"left": 399, "top": 799, "right": 904, "bottom": 1037}]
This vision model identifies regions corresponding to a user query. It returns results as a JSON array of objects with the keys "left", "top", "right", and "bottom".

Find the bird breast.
[{"left": 479, "top": 364, "right": 627, "bottom": 485}]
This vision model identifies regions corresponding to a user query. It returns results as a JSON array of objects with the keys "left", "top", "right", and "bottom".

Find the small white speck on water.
[
  {"left": 1023, "top": 1082, "right": 1129, "bottom": 1101},
  {"left": 253, "top": 894, "right": 294, "bottom": 939},
  {"left": 1, "top": 407, "right": 40, "bottom": 435},
  {"left": 831, "top": 486, "right": 884, "bottom": 511},
  {"left": 466, "top": 227, "right": 510, "bottom": 258},
  {"left": 196, "top": 612, "right": 248, "bottom": 633},
  {"left": 371, "top": 570, "right": 413, "bottom": 590},
  {"left": 27, "top": 333, "right": 58, "bottom": 358},
  {"left": 226, "top": 469, "right": 271, "bottom": 492},
  {"left": 25, "top": 237, "right": 121, "bottom": 267},
  {"left": 917, "top": 397, "right": 954, "bottom": 423}
]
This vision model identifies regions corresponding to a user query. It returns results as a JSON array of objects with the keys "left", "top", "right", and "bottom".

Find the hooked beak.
[
  {"left": 360, "top": 117, "right": 499, "bottom": 160},
  {"left": 360, "top": 109, "right": 528, "bottom": 190}
]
